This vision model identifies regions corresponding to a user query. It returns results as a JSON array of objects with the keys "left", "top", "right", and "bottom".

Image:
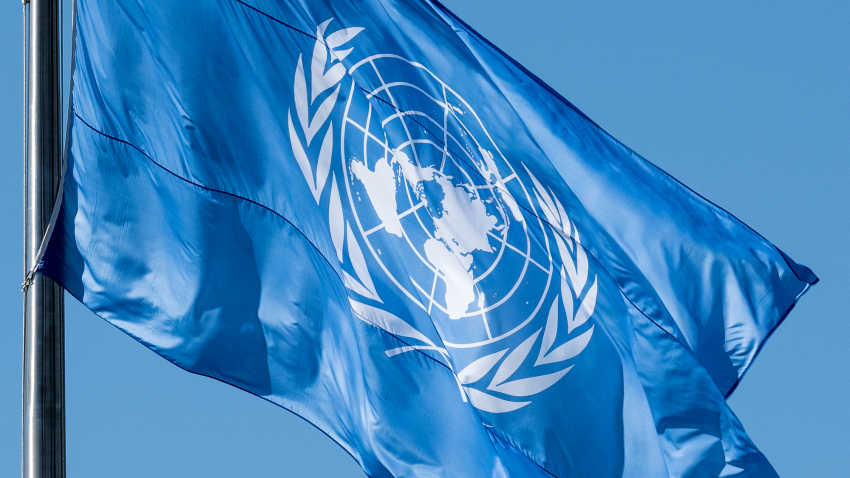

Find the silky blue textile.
[{"left": 40, "top": 0, "right": 816, "bottom": 476}]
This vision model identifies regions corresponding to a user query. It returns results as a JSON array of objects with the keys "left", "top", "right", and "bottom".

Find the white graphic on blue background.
[
  {"left": 288, "top": 20, "right": 598, "bottom": 413},
  {"left": 351, "top": 147, "right": 505, "bottom": 322}
]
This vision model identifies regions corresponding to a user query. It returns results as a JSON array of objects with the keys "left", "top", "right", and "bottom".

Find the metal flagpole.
[{"left": 22, "top": 0, "right": 65, "bottom": 474}]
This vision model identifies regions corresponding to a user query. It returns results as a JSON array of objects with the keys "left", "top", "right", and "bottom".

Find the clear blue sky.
[{"left": 1, "top": 1, "right": 847, "bottom": 476}]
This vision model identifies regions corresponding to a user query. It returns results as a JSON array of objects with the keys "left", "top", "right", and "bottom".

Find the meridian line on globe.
[
  {"left": 441, "top": 85, "right": 450, "bottom": 172},
  {"left": 348, "top": 113, "right": 475, "bottom": 179},
  {"left": 409, "top": 277, "right": 495, "bottom": 340},
  {"left": 427, "top": 268, "right": 440, "bottom": 314},
  {"left": 369, "top": 61, "right": 423, "bottom": 167},
  {"left": 482, "top": 311, "right": 494, "bottom": 340},
  {"left": 361, "top": 103, "right": 436, "bottom": 286}
]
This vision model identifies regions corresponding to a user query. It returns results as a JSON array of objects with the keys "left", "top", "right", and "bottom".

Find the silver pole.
[{"left": 23, "top": 0, "right": 65, "bottom": 475}]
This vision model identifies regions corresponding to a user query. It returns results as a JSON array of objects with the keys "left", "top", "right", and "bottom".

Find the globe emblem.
[
  {"left": 340, "top": 56, "right": 555, "bottom": 348},
  {"left": 289, "top": 25, "right": 597, "bottom": 412}
]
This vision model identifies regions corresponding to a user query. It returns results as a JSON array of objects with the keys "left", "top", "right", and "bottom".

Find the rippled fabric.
[{"left": 40, "top": 0, "right": 816, "bottom": 476}]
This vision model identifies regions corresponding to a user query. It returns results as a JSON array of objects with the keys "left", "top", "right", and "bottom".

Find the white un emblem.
[{"left": 289, "top": 20, "right": 598, "bottom": 413}]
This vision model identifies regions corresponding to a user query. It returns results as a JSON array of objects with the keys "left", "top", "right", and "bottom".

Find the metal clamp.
[{"left": 21, "top": 270, "right": 35, "bottom": 292}]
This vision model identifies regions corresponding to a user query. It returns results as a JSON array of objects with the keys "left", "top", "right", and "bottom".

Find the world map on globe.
[{"left": 351, "top": 145, "right": 525, "bottom": 321}]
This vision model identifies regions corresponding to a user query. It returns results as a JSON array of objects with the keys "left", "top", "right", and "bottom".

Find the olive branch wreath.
[
  {"left": 289, "top": 20, "right": 597, "bottom": 413},
  {"left": 451, "top": 169, "right": 598, "bottom": 413},
  {"left": 287, "top": 19, "right": 380, "bottom": 303}
]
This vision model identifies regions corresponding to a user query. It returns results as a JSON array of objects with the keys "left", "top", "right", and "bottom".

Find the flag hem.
[
  {"left": 44, "top": 266, "right": 562, "bottom": 478},
  {"left": 428, "top": 0, "right": 818, "bottom": 290}
]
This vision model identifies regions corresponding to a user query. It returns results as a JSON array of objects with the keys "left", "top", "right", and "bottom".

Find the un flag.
[{"left": 40, "top": 0, "right": 816, "bottom": 476}]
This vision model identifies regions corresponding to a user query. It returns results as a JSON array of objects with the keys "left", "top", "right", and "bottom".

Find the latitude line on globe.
[
  {"left": 395, "top": 138, "right": 443, "bottom": 151},
  {"left": 381, "top": 110, "right": 441, "bottom": 129}
]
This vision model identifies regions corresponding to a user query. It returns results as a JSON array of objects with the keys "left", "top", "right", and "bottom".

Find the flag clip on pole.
[{"left": 23, "top": 0, "right": 65, "bottom": 476}]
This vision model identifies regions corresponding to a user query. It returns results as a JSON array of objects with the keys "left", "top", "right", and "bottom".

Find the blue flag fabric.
[{"left": 40, "top": 0, "right": 817, "bottom": 476}]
